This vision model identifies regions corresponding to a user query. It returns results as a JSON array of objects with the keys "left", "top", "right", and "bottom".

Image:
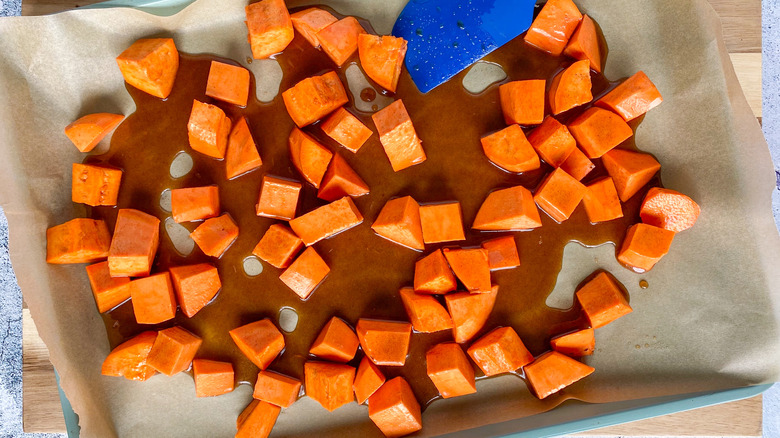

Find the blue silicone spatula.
[{"left": 392, "top": 0, "right": 537, "bottom": 93}]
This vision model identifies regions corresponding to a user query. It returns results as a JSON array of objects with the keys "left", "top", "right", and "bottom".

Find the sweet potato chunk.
[
  {"left": 523, "top": 351, "right": 594, "bottom": 399},
  {"left": 368, "top": 377, "right": 422, "bottom": 438},
  {"left": 467, "top": 327, "right": 533, "bottom": 376},
  {"left": 147, "top": 326, "right": 202, "bottom": 376},
  {"left": 549, "top": 60, "right": 592, "bottom": 115},
  {"left": 372, "top": 196, "right": 424, "bottom": 251},
  {"left": 596, "top": 71, "right": 663, "bottom": 122},
  {"left": 169, "top": 263, "right": 221, "bottom": 317},
  {"left": 256, "top": 175, "right": 302, "bottom": 220},
  {"left": 291, "top": 7, "right": 337, "bottom": 48},
  {"left": 205, "top": 60, "right": 250, "bottom": 106},
  {"left": 317, "top": 154, "right": 369, "bottom": 202},
  {"left": 559, "top": 147, "right": 595, "bottom": 181},
  {"left": 473, "top": 186, "right": 542, "bottom": 231},
  {"left": 419, "top": 202, "right": 465, "bottom": 244},
  {"left": 321, "top": 107, "right": 373, "bottom": 153},
  {"left": 316, "top": 17, "right": 366, "bottom": 66},
  {"left": 568, "top": 108, "right": 632, "bottom": 159},
  {"left": 283, "top": 71, "right": 348, "bottom": 127},
  {"left": 372, "top": 100, "right": 426, "bottom": 171},
  {"left": 46, "top": 218, "right": 111, "bottom": 264},
  {"left": 188, "top": 99, "right": 232, "bottom": 159},
  {"left": 289, "top": 197, "right": 363, "bottom": 246},
  {"left": 304, "top": 361, "right": 356, "bottom": 411},
  {"left": 576, "top": 271, "right": 633, "bottom": 328},
  {"left": 499, "top": 80, "right": 545, "bottom": 125},
  {"left": 190, "top": 214, "right": 239, "bottom": 258},
  {"left": 229, "top": 319, "right": 285, "bottom": 370},
  {"left": 226, "top": 117, "right": 263, "bottom": 179},
  {"left": 279, "top": 247, "right": 330, "bottom": 299},
  {"left": 357, "top": 34, "right": 408, "bottom": 93},
  {"left": 564, "top": 15, "right": 602, "bottom": 73},
  {"left": 236, "top": 400, "right": 280, "bottom": 438},
  {"left": 86, "top": 261, "right": 131, "bottom": 312},
  {"left": 130, "top": 272, "right": 176, "bottom": 324},
  {"left": 527, "top": 116, "right": 576, "bottom": 167},
  {"left": 356, "top": 319, "right": 412, "bottom": 366},
  {"left": 309, "top": 316, "right": 359, "bottom": 363},
  {"left": 445, "top": 285, "right": 498, "bottom": 343},
  {"left": 288, "top": 127, "right": 333, "bottom": 188},
  {"left": 582, "top": 177, "right": 623, "bottom": 223},
  {"left": 253, "top": 370, "right": 301, "bottom": 408},
  {"left": 193, "top": 359, "right": 234, "bottom": 397},
  {"left": 101, "top": 331, "right": 158, "bottom": 381},
  {"left": 602, "top": 149, "right": 661, "bottom": 202},
  {"left": 524, "top": 0, "right": 582, "bottom": 56},
  {"left": 617, "top": 223, "right": 675, "bottom": 272},
  {"left": 534, "top": 167, "right": 587, "bottom": 223},
  {"left": 354, "top": 356, "right": 385, "bottom": 404},
  {"left": 65, "top": 113, "right": 124, "bottom": 152},
  {"left": 108, "top": 209, "right": 159, "bottom": 277},
  {"left": 116, "top": 38, "right": 179, "bottom": 99},
  {"left": 245, "top": 0, "right": 294, "bottom": 59},
  {"left": 481, "top": 236, "right": 520, "bottom": 270},
  {"left": 399, "top": 287, "right": 453, "bottom": 333},
  {"left": 481, "top": 124, "right": 540, "bottom": 173},
  {"left": 551, "top": 328, "right": 595, "bottom": 357},
  {"left": 252, "top": 223, "right": 304, "bottom": 269},
  {"left": 442, "top": 247, "right": 491, "bottom": 293},
  {"left": 426, "top": 342, "right": 476, "bottom": 398},
  {"left": 170, "top": 186, "right": 220, "bottom": 223},
  {"left": 414, "top": 249, "right": 457, "bottom": 294},
  {"left": 639, "top": 187, "right": 701, "bottom": 232}
]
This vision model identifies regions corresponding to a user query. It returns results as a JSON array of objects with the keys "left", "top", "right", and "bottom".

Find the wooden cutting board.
[{"left": 20, "top": 0, "right": 764, "bottom": 435}]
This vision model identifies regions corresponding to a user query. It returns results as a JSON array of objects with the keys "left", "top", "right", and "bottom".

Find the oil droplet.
[
  {"left": 416, "top": 28, "right": 423, "bottom": 36},
  {"left": 639, "top": 280, "right": 649, "bottom": 289},
  {"left": 360, "top": 87, "right": 377, "bottom": 102},
  {"left": 246, "top": 57, "right": 253, "bottom": 64},
  {"left": 371, "top": 104, "right": 379, "bottom": 111},
  {"left": 413, "top": 65, "right": 420, "bottom": 71},
  {"left": 457, "top": 20, "right": 465, "bottom": 29},
  {"left": 452, "top": 41, "right": 459, "bottom": 48},
  {"left": 644, "top": 343, "right": 650, "bottom": 348},
  {"left": 635, "top": 344, "right": 641, "bottom": 349}
]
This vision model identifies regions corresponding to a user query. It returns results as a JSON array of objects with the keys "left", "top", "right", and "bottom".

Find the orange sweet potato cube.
[
  {"left": 640, "top": 187, "right": 701, "bottom": 233},
  {"left": 130, "top": 272, "right": 176, "bottom": 324},
  {"left": 527, "top": 116, "right": 577, "bottom": 167},
  {"left": 169, "top": 263, "right": 221, "bottom": 318},
  {"left": 236, "top": 400, "right": 281, "bottom": 438},
  {"left": 559, "top": 147, "right": 595, "bottom": 181},
  {"left": 372, "top": 196, "right": 424, "bottom": 251},
  {"left": 499, "top": 80, "right": 545, "bottom": 125},
  {"left": 523, "top": 351, "right": 594, "bottom": 399},
  {"left": 86, "top": 261, "right": 131, "bottom": 312},
  {"left": 473, "top": 185, "right": 542, "bottom": 231},
  {"left": 316, "top": 16, "right": 366, "bottom": 67},
  {"left": 596, "top": 71, "right": 663, "bottom": 122},
  {"left": 372, "top": 99, "right": 426, "bottom": 171},
  {"left": 617, "top": 223, "right": 675, "bottom": 273},
  {"left": 170, "top": 185, "right": 220, "bottom": 223},
  {"left": 534, "top": 167, "right": 587, "bottom": 223},
  {"left": 226, "top": 117, "right": 263, "bottom": 179},
  {"left": 188, "top": 99, "right": 232, "bottom": 159},
  {"left": 480, "top": 124, "right": 540, "bottom": 173},
  {"left": 318, "top": 154, "right": 370, "bottom": 202},
  {"left": 368, "top": 377, "right": 422, "bottom": 437},
  {"left": 399, "top": 287, "right": 453, "bottom": 333},
  {"left": 442, "top": 247, "right": 491, "bottom": 293},
  {"left": 253, "top": 370, "right": 301, "bottom": 408},
  {"left": 568, "top": 107, "right": 633, "bottom": 159},
  {"left": 116, "top": 38, "right": 179, "bottom": 99},
  {"left": 256, "top": 175, "right": 302, "bottom": 220},
  {"left": 229, "top": 319, "right": 285, "bottom": 370},
  {"left": 101, "top": 331, "right": 158, "bottom": 381},
  {"left": 582, "top": 177, "right": 623, "bottom": 223},
  {"left": 252, "top": 223, "right": 304, "bottom": 269},
  {"left": 354, "top": 356, "right": 385, "bottom": 404},
  {"left": 190, "top": 214, "right": 239, "bottom": 258},
  {"left": 358, "top": 34, "right": 408, "bottom": 93},
  {"left": 551, "top": 328, "right": 595, "bottom": 357},
  {"left": 289, "top": 197, "right": 363, "bottom": 246},
  {"left": 192, "top": 359, "right": 234, "bottom": 397},
  {"left": 575, "top": 271, "right": 633, "bottom": 328},
  {"left": 524, "top": 0, "right": 582, "bottom": 56},
  {"left": 288, "top": 127, "right": 333, "bottom": 188},
  {"left": 46, "top": 218, "right": 111, "bottom": 264},
  {"left": 245, "top": 0, "right": 294, "bottom": 59},
  {"left": 304, "top": 361, "right": 356, "bottom": 411},
  {"left": 282, "top": 71, "right": 348, "bottom": 127},
  {"left": 107, "top": 209, "right": 159, "bottom": 277},
  {"left": 549, "top": 59, "right": 592, "bottom": 115},
  {"left": 356, "top": 319, "right": 412, "bottom": 366},
  {"left": 419, "top": 202, "right": 465, "bottom": 244},
  {"left": 279, "top": 247, "right": 330, "bottom": 299},
  {"left": 467, "top": 326, "right": 534, "bottom": 376},
  {"left": 481, "top": 235, "right": 520, "bottom": 270},
  {"left": 72, "top": 163, "right": 122, "bottom": 207},
  {"left": 426, "top": 342, "right": 476, "bottom": 398},
  {"left": 602, "top": 149, "right": 661, "bottom": 202},
  {"left": 310, "top": 316, "right": 360, "bottom": 363},
  {"left": 65, "top": 113, "right": 124, "bottom": 153},
  {"left": 206, "top": 60, "right": 250, "bottom": 107},
  {"left": 445, "top": 286, "right": 498, "bottom": 343},
  {"left": 564, "top": 15, "right": 603, "bottom": 73},
  {"left": 321, "top": 107, "right": 373, "bottom": 153},
  {"left": 414, "top": 249, "right": 457, "bottom": 294},
  {"left": 291, "top": 7, "right": 337, "bottom": 48},
  {"left": 147, "top": 326, "right": 202, "bottom": 376}
]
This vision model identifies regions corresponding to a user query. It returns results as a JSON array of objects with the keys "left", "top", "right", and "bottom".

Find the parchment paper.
[{"left": 1, "top": 0, "right": 779, "bottom": 437}]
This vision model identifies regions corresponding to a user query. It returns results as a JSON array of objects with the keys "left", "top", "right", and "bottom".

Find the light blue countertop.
[{"left": 0, "top": 0, "right": 778, "bottom": 437}]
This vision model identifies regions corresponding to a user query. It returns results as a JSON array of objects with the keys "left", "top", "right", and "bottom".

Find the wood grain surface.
[{"left": 19, "top": 0, "right": 765, "bottom": 435}]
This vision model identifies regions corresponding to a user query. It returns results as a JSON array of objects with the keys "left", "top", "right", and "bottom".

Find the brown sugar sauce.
[{"left": 86, "top": 10, "right": 657, "bottom": 408}]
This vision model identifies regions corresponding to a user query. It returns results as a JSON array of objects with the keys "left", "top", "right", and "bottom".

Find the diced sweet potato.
[
  {"left": 101, "top": 331, "right": 158, "bottom": 381},
  {"left": 252, "top": 223, "right": 304, "bottom": 269},
  {"left": 559, "top": 147, "right": 595, "bottom": 181},
  {"left": 86, "top": 261, "right": 131, "bottom": 312},
  {"left": 236, "top": 399, "right": 281, "bottom": 438},
  {"left": 130, "top": 272, "right": 176, "bottom": 325},
  {"left": 253, "top": 370, "right": 301, "bottom": 408},
  {"left": 639, "top": 187, "right": 701, "bottom": 232},
  {"left": 499, "top": 80, "right": 546, "bottom": 125},
  {"left": 467, "top": 327, "right": 534, "bottom": 376},
  {"left": 419, "top": 202, "right": 465, "bottom": 243},
  {"left": 399, "top": 287, "right": 453, "bottom": 333},
  {"left": 551, "top": 328, "right": 595, "bottom": 357},
  {"left": 372, "top": 99, "right": 426, "bottom": 171},
  {"left": 414, "top": 249, "right": 457, "bottom": 294},
  {"left": 473, "top": 185, "right": 542, "bottom": 231},
  {"left": 279, "top": 247, "right": 330, "bottom": 299},
  {"left": 617, "top": 223, "right": 675, "bottom": 272},
  {"left": 190, "top": 214, "right": 239, "bottom": 258},
  {"left": 524, "top": 0, "right": 582, "bottom": 56},
  {"left": 169, "top": 263, "right": 221, "bottom": 318},
  {"left": 288, "top": 127, "right": 333, "bottom": 188},
  {"left": 442, "top": 247, "right": 491, "bottom": 293},
  {"left": 426, "top": 342, "right": 476, "bottom": 398},
  {"left": 229, "top": 319, "right": 285, "bottom": 370},
  {"left": 368, "top": 377, "right": 422, "bottom": 438},
  {"left": 596, "top": 71, "right": 663, "bottom": 122},
  {"left": 354, "top": 356, "right": 385, "bottom": 404},
  {"left": 549, "top": 60, "right": 592, "bottom": 115},
  {"left": 316, "top": 17, "right": 366, "bottom": 66},
  {"left": 256, "top": 175, "right": 302, "bottom": 220},
  {"left": 527, "top": 116, "right": 576, "bottom": 167},
  {"left": 568, "top": 107, "right": 632, "bottom": 159},
  {"left": 372, "top": 196, "right": 424, "bottom": 251},
  {"left": 321, "top": 107, "right": 373, "bottom": 153},
  {"left": 245, "top": 0, "right": 294, "bottom": 59},
  {"left": 304, "top": 361, "right": 356, "bottom": 411},
  {"left": 226, "top": 117, "right": 263, "bottom": 179},
  {"left": 205, "top": 60, "right": 250, "bottom": 106},
  {"left": 481, "top": 236, "right": 520, "bottom": 270},
  {"left": 356, "top": 319, "right": 412, "bottom": 366},
  {"left": 534, "top": 167, "right": 587, "bottom": 223},
  {"left": 564, "top": 15, "right": 602, "bottom": 73},
  {"left": 523, "top": 351, "right": 594, "bottom": 399},
  {"left": 65, "top": 113, "right": 124, "bottom": 152},
  {"left": 357, "top": 34, "right": 408, "bottom": 93},
  {"left": 602, "top": 149, "right": 661, "bottom": 202},
  {"left": 289, "top": 197, "right": 363, "bottom": 246},
  {"left": 116, "top": 38, "right": 179, "bottom": 99},
  {"left": 445, "top": 285, "right": 498, "bottom": 343},
  {"left": 147, "top": 326, "right": 202, "bottom": 376},
  {"left": 283, "top": 71, "right": 348, "bottom": 127},
  {"left": 46, "top": 218, "right": 111, "bottom": 264},
  {"left": 309, "top": 316, "right": 359, "bottom": 363},
  {"left": 192, "top": 359, "right": 234, "bottom": 397},
  {"left": 170, "top": 186, "right": 220, "bottom": 223},
  {"left": 575, "top": 271, "right": 633, "bottom": 328},
  {"left": 188, "top": 99, "right": 231, "bottom": 159},
  {"left": 481, "top": 124, "right": 540, "bottom": 173},
  {"left": 582, "top": 177, "right": 623, "bottom": 223},
  {"left": 291, "top": 7, "right": 338, "bottom": 48},
  {"left": 317, "top": 154, "right": 369, "bottom": 202},
  {"left": 108, "top": 209, "right": 159, "bottom": 277}
]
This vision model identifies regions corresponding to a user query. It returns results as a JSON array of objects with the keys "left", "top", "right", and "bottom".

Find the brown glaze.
[{"left": 87, "top": 11, "right": 658, "bottom": 408}]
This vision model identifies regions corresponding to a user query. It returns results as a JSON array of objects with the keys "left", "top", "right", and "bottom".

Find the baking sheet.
[{"left": 1, "top": 0, "right": 779, "bottom": 437}]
